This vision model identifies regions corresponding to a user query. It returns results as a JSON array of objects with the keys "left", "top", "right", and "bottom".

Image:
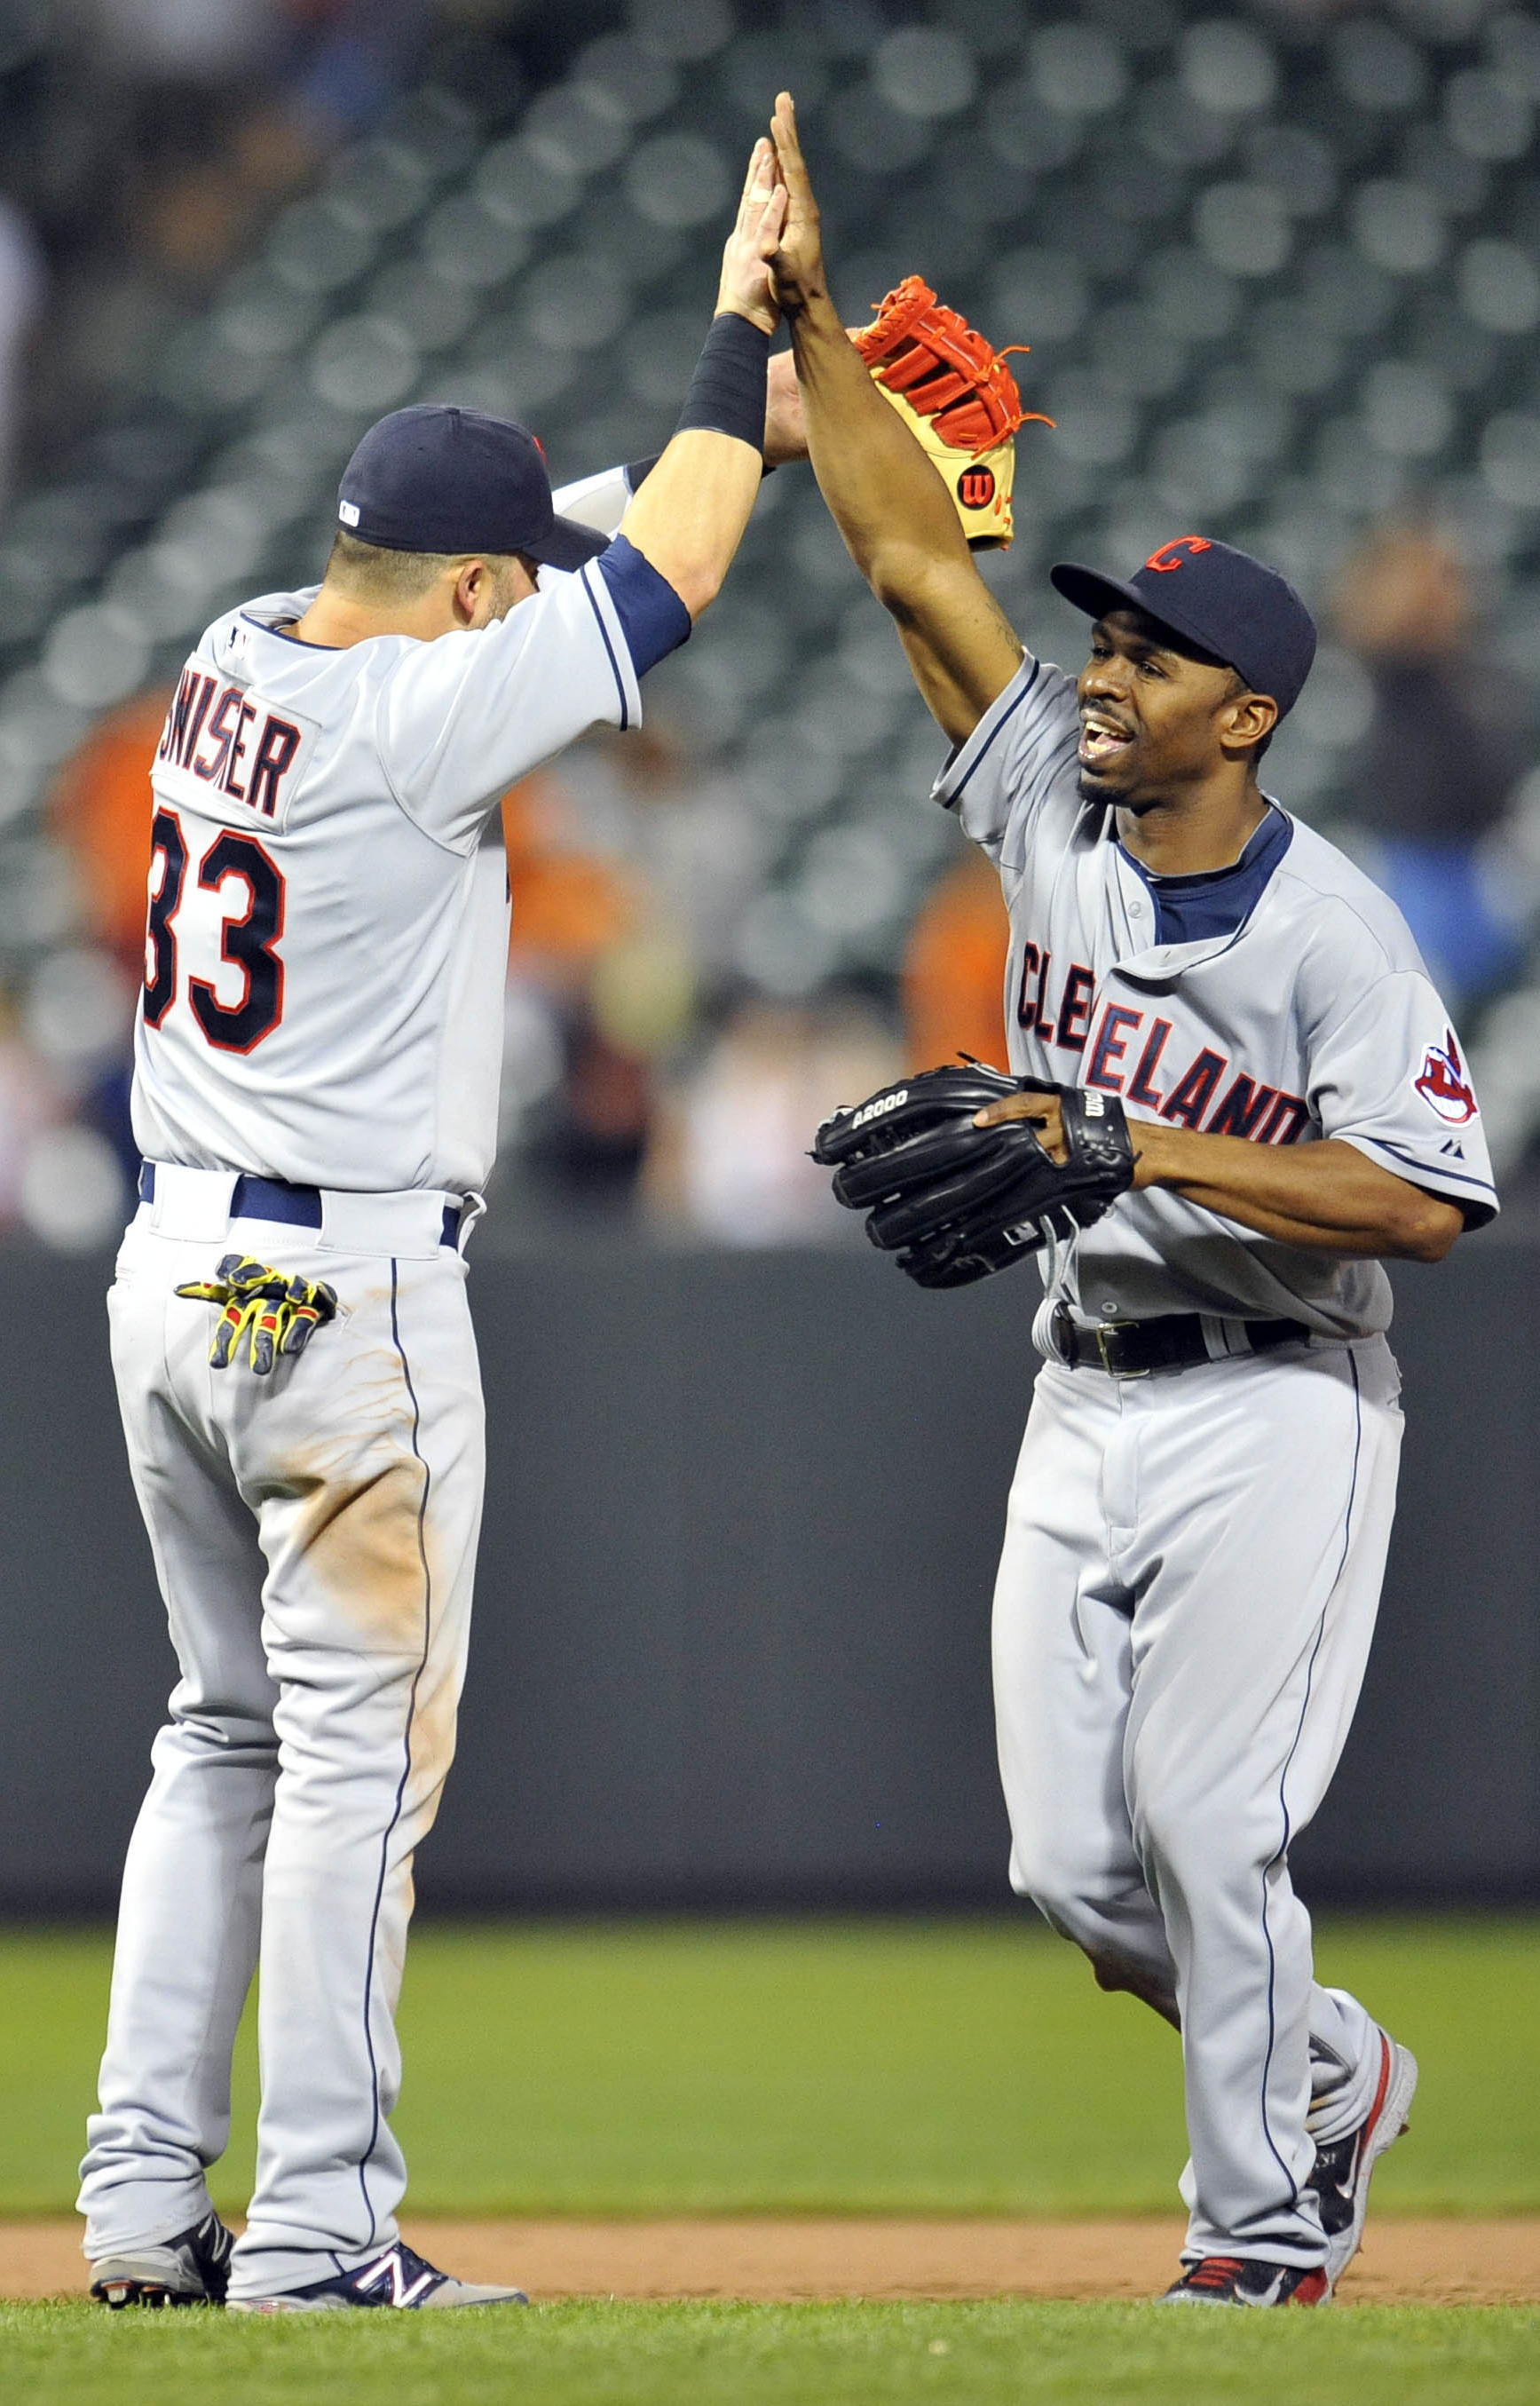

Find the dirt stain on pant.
[
  {"left": 295, "top": 1456, "right": 433, "bottom": 1651},
  {"left": 267, "top": 1337, "right": 438, "bottom": 1653},
  {"left": 280, "top": 1434, "right": 468, "bottom": 1818}
]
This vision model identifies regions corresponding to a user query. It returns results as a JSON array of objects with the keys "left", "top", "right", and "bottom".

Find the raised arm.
[
  {"left": 619, "top": 139, "right": 786, "bottom": 619},
  {"left": 769, "top": 93, "right": 1023, "bottom": 746}
]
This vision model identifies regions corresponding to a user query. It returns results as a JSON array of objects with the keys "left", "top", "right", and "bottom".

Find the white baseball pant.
[
  {"left": 78, "top": 1189, "right": 484, "bottom": 2301},
  {"left": 993, "top": 1334, "right": 1403, "bottom": 2267}
]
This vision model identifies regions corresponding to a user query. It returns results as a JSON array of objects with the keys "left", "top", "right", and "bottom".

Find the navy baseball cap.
[
  {"left": 1049, "top": 535, "right": 1317, "bottom": 718},
  {"left": 336, "top": 404, "right": 609, "bottom": 568}
]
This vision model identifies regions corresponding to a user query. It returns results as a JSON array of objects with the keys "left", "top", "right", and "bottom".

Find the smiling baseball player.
[
  {"left": 78, "top": 141, "right": 788, "bottom": 2315},
  {"left": 770, "top": 96, "right": 1494, "bottom": 2305}
]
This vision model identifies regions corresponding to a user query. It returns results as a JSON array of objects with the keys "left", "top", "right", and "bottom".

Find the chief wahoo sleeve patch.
[{"left": 1415, "top": 1027, "right": 1478, "bottom": 1125}]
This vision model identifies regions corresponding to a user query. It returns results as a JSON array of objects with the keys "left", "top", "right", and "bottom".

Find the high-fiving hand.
[
  {"left": 715, "top": 135, "right": 790, "bottom": 336},
  {"left": 767, "top": 91, "right": 828, "bottom": 317}
]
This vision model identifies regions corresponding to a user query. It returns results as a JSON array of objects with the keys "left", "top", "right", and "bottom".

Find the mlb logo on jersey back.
[
  {"left": 154, "top": 667, "right": 317, "bottom": 833},
  {"left": 1414, "top": 1027, "right": 1478, "bottom": 1125}
]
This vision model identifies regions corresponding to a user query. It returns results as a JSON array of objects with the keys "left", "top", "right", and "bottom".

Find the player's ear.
[
  {"left": 1221, "top": 688, "right": 1278, "bottom": 758},
  {"left": 449, "top": 557, "right": 488, "bottom": 626}
]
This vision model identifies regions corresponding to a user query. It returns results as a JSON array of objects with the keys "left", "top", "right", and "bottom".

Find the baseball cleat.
[
  {"left": 1307, "top": 2028, "right": 1418, "bottom": 2291},
  {"left": 1160, "top": 2255, "right": 1330, "bottom": 2307},
  {"left": 89, "top": 2209, "right": 234, "bottom": 2308},
  {"left": 225, "top": 2238, "right": 528, "bottom": 2312}
]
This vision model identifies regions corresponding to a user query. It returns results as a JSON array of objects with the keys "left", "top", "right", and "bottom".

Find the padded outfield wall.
[{"left": 0, "top": 1236, "right": 1534, "bottom": 1911}]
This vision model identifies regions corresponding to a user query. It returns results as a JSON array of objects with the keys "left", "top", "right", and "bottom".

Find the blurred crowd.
[
  {"left": 0, "top": 1, "right": 454, "bottom": 497},
  {"left": 0, "top": 0, "right": 1537, "bottom": 1248}
]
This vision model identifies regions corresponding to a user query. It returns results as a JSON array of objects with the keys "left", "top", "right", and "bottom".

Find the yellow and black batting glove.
[{"left": 176, "top": 1253, "right": 339, "bottom": 1375}]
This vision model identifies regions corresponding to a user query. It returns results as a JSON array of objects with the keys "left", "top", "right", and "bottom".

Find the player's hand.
[
  {"left": 768, "top": 91, "right": 829, "bottom": 318},
  {"left": 764, "top": 350, "right": 807, "bottom": 464},
  {"left": 715, "top": 136, "right": 788, "bottom": 336},
  {"left": 974, "top": 1088, "right": 1069, "bottom": 1164},
  {"left": 975, "top": 1088, "right": 1165, "bottom": 1185},
  {"left": 176, "top": 1253, "right": 339, "bottom": 1375}
]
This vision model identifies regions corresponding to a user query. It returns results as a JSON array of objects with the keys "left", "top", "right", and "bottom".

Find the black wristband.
[{"left": 675, "top": 311, "right": 770, "bottom": 454}]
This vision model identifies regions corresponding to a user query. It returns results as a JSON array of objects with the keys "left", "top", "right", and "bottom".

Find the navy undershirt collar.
[{"left": 1119, "top": 803, "right": 1291, "bottom": 946}]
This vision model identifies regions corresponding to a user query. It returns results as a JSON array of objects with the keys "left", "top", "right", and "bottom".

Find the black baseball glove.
[{"left": 811, "top": 1060, "right": 1134, "bottom": 1289}]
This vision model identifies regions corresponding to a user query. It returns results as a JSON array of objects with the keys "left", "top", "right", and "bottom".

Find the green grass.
[
  {"left": 3, "top": 1913, "right": 1537, "bottom": 2218},
  {"left": 6, "top": 2299, "right": 1540, "bottom": 2406}
]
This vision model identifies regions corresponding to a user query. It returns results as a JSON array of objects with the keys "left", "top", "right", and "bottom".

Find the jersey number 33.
[{"left": 144, "top": 806, "right": 285, "bottom": 1055}]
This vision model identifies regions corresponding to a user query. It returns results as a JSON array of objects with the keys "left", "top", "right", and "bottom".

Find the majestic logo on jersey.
[
  {"left": 957, "top": 464, "right": 996, "bottom": 510},
  {"left": 1414, "top": 1028, "right": 1478, "bottom": 1125},
  {"left": 1144, "top": 536, "right": 1212, "bottom": 574}
]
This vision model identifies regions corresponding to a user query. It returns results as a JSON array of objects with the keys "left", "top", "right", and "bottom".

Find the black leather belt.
[
  {"left": 138, "top": 1163, "right": 460, "bottom": 1248},
  {"left": 1051, "top": 1301, "right": 1310, "bottom": 1378}
]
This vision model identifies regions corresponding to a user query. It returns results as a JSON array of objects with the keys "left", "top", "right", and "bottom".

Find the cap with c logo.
[{"left": 1048, "top": 535, "right": 1317, "bottom": 718}]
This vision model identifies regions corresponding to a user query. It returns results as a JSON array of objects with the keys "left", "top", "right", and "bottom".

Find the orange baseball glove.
[{"left": 852, "top": 275, "right": 1050, "bottom": 550}]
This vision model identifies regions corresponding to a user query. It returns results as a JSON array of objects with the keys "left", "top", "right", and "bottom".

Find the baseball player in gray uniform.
[
  {"left": 769, "top": 98, "right": 1494, "bottom": 2304},
  {"left": 78, "top": 142, "right": 789, "bottom": 2313}
]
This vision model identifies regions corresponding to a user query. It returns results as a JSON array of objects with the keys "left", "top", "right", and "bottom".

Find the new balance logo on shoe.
[
  {"left": 225, "top": 2238, "right": 528, "bottom": 2313},
  {"left": 351, "top": 2249, "right": 445, "bottom": 2307}
]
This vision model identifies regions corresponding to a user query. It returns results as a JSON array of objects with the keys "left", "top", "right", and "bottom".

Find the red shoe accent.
[
  {"left": 1358, "top": 2032, "right": 1394, "bottom": 2152},
  {"left": 1185, "top": 2257, "right": 1245, "bottom": 2290},
  {"left": 1291, "top": 2267, "right": 1330, "bottom": 2306}
]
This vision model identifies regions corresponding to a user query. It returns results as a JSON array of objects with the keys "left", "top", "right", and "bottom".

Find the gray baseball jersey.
[
  {"left": 935, "top": 636, "right": 1489, "bottom": 2276},
  {"left": 935, "top": 652, "right": 1497, "bottom": 1337},
  {"left": 131, "top": 524, "right": 682, "bottom": 1198},
  {"left": 82, "top": 490, "right": 692, "bottom": 2301}
]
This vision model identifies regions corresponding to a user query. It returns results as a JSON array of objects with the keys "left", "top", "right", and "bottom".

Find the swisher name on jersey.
[
  {"left": 154, "top": 666, "right": 320, "bottom": 832},
  {"left": 133, "top": 550, "right": 645, "bottom": 1198},
  {"left": 936, "top": 653, "right": 1497, "bottom": 1340}
]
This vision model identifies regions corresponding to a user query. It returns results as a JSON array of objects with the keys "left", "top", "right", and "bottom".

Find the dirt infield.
[{"left": 7, "top": 2218, "right": 1540, "bottom": 2307}]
